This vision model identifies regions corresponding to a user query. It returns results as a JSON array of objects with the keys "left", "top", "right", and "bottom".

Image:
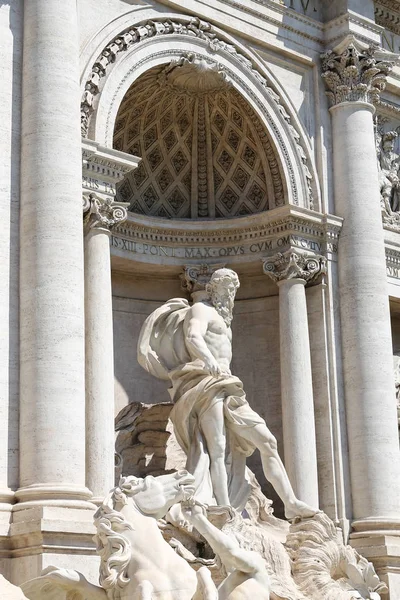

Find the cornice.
[
  {"left": 82, "top": 139, "right": 140, "bottom": 182},
  {"left": 376, "top": 96, "right": 400, "bottom": 115},
  {"left": 375, "top": 4, "right": 400, "bottom": 36},
  {"left": 114, "top": 207, "right": 342, "bottom": 245},
  {"left": 324, "top": 11, "right": 383, "bottom": 47},
  {"left": 151, "top": 0, "right": 324, "bottom": 49}
]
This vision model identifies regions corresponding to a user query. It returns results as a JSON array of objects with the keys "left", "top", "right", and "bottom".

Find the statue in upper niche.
[
  {"left": 377, "top": 130, "right": 400, "bottom": 214},
  {"left": 138, "top": 268, "right": 317, "bottom": 519}
]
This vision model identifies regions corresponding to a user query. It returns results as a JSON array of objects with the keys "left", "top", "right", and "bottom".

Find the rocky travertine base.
[{"left": 115, "top": 401, "right": 186, "bottom": 479}]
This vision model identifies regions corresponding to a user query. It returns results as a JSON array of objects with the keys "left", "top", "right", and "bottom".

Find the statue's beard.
[{"left": 211, "top": 293, "right": 233, "bottom": 326}]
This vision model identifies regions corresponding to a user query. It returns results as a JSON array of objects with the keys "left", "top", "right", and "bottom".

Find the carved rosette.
[
  {"left": 263, "top": 249, "right": 326, "bottom": 284},
  {"left": 83, "top": 193, "right": 128, "bottom": 233},
  {"left": 321, "top": 37, "right": 395, "bottom": 107},
  {"left": 180, "top": 263, "right": 226, "bottom": 293}
]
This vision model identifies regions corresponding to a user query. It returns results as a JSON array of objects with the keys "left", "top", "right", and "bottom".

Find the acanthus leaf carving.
[{"left": 321, "top": 36, "right": 397, "bottom": 107}]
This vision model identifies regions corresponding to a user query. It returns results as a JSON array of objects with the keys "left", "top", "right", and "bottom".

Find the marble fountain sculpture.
[{"left": 20, "top": 269, "right": 387, "bottom": 600}]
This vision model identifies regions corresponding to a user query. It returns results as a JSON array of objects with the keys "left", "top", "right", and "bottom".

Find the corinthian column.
[
  {"left": 321, "top": 37, "right": 400, "bottom": 523},
  {"left": 263, "top": 250, "right": 326, "bottom": 507},
  {"left": 17, "top": 0, "right": 90, "bottom": 506},
  {"left": 83, "top": 194, "right": 128, "bottom": 503}
]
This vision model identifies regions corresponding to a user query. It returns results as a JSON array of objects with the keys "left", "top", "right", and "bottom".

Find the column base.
[
  {"left": 9, "top": 504, "right": 99, "bottom": 586},
  {"left": 0, "top": 490, "right": 14, "bottom": 581},
  {"left": 351, "top": 518, "right": 400, "bottom": 599},
  {"left": 14, "top": 483, "right": 95, "bottom": 510}
]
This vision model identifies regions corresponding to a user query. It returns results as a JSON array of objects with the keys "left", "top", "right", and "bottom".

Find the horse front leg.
[
  {"left": 192, "top": 566, "right": 218, "bottom": 600},
  {"left": 133, "top": 580, "right": 154, "bottom": 600}
]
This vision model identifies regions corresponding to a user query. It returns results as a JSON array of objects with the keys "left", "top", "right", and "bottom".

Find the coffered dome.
[{"left": 114, "top": 62, "right": 284, "bottom": 219}]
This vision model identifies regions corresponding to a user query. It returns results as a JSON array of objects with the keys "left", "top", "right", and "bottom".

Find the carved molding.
[
  {"left": 81, "top": 17, "right": 315, "bottom": 209},
  {"left": 114, "top": 210, "right": 342, "bottom": 247},
  {"left": 180, "top": 264, "right": 226, "bottom": 293},
  {"left": 83, "top": 193, "right": 128, "bottom": 232},
  {"left": 375, "top": 3, "right": 400, "bottom": 36},
  {"left": 262, "top": 249, "right": 327, "bottom": 283},
  {"left": 321, "top": 36, "right": 396, "bottom": 107}
]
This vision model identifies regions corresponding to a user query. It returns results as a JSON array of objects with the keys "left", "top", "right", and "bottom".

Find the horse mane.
[{"left": 94, "top": 476, "right": 145, "bottom": 600}]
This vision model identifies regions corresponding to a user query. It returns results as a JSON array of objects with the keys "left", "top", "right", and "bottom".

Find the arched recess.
[{"left": 80, "top": 12, "right": 321, "bottom": 212}]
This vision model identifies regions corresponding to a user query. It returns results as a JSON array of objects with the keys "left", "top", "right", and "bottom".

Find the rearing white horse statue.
[{"left": 21, "top": 471, "right": 271, "bottom": 600}]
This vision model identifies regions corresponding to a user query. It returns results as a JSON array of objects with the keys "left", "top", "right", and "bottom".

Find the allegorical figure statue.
[
  {"left": 378, "top": 131, "right": 400, "bottom": 214},
  {"left": 138, "top": 268, "right": 316, "bottom": 519}
]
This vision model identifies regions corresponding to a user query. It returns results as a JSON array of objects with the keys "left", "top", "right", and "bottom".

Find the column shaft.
[
  {"left": 278, "top": 278, "right": 319, "bottom": 507},
  {"left": 331, "top": 102, "right": 400, "bottom": 518},
  {"left": 18, "top": 0, "right": 89, "bottom": 502},
  {"left": 85, "top": 228, "right": 115, "bottom": 501},
  {"left": 0, "top": 1, "right": 22, "bottom": 505}
]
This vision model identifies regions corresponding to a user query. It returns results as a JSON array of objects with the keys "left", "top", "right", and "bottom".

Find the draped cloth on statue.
[{"left": 138, "top": 298, "right": 265, "bottom": 510}]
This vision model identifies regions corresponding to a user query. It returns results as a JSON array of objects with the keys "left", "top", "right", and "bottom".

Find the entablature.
[{"left": 110, "top": 205, "right": 342, "bottom": 269}]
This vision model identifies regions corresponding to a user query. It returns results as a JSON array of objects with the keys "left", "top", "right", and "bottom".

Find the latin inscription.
[
  {"left": 110, "top": 234, "right": 334, "bottom": 259},
  {"left": 82, "top": 176, "right": 116, "bottom": 195},
  {"left": 284, "top": 0, "right": 320, "bottom": 17}
]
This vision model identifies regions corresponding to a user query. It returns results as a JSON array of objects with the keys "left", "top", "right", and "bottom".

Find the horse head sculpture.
[{"left": 21, "top": 470, "right": 202, "bottom": 600}]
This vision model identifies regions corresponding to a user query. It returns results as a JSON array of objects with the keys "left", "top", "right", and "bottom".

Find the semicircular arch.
[{"left": 80, "top": 13, "right": 320, "bottom": 211}]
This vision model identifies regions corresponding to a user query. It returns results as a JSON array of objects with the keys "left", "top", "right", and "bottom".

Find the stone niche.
[{"left": 113, "top": 61, "right": 285, "bottom": 219}]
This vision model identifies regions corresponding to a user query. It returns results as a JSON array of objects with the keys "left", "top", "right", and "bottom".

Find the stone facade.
[{"left": 1, "top": 0, "right": 400, "bottom": 597}]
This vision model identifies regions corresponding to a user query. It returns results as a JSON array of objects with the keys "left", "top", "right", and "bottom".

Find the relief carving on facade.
[{"left": 375, "top": 118, "right": 400, "bottom": 230}]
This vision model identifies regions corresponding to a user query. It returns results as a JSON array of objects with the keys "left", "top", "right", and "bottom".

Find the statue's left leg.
[{"left": 233, "top": 423, "right": 318, "bottom": 519}]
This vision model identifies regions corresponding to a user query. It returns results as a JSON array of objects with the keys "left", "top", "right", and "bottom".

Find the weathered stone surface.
[{"left": 116, "top": 401, "right": 186, "bottom": 477}]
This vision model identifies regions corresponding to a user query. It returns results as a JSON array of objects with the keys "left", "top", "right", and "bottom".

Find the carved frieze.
[
  {"left": 110, "top": 208, "right": 341, "bottom": 266},
  {"left": 321, "top": 36, "right": 396, "bottom": 106},
  {"left": 262, "top": 249, "right": 326, "bottom": 283}
]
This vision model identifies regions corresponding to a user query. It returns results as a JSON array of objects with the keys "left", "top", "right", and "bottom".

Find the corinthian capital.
[
  {"left": 83, "top": 193, "right": 128, "bottom": 233},
  {"left": 321, "top": 36, "right": 397, "bottom": 107},
  {"left": 263, "top": 249, "right": 326, "bottom": 283}
]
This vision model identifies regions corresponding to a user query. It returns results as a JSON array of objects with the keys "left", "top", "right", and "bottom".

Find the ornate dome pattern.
[{"left": 114, "top": 63, "right": 284, "bottom": 219}]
